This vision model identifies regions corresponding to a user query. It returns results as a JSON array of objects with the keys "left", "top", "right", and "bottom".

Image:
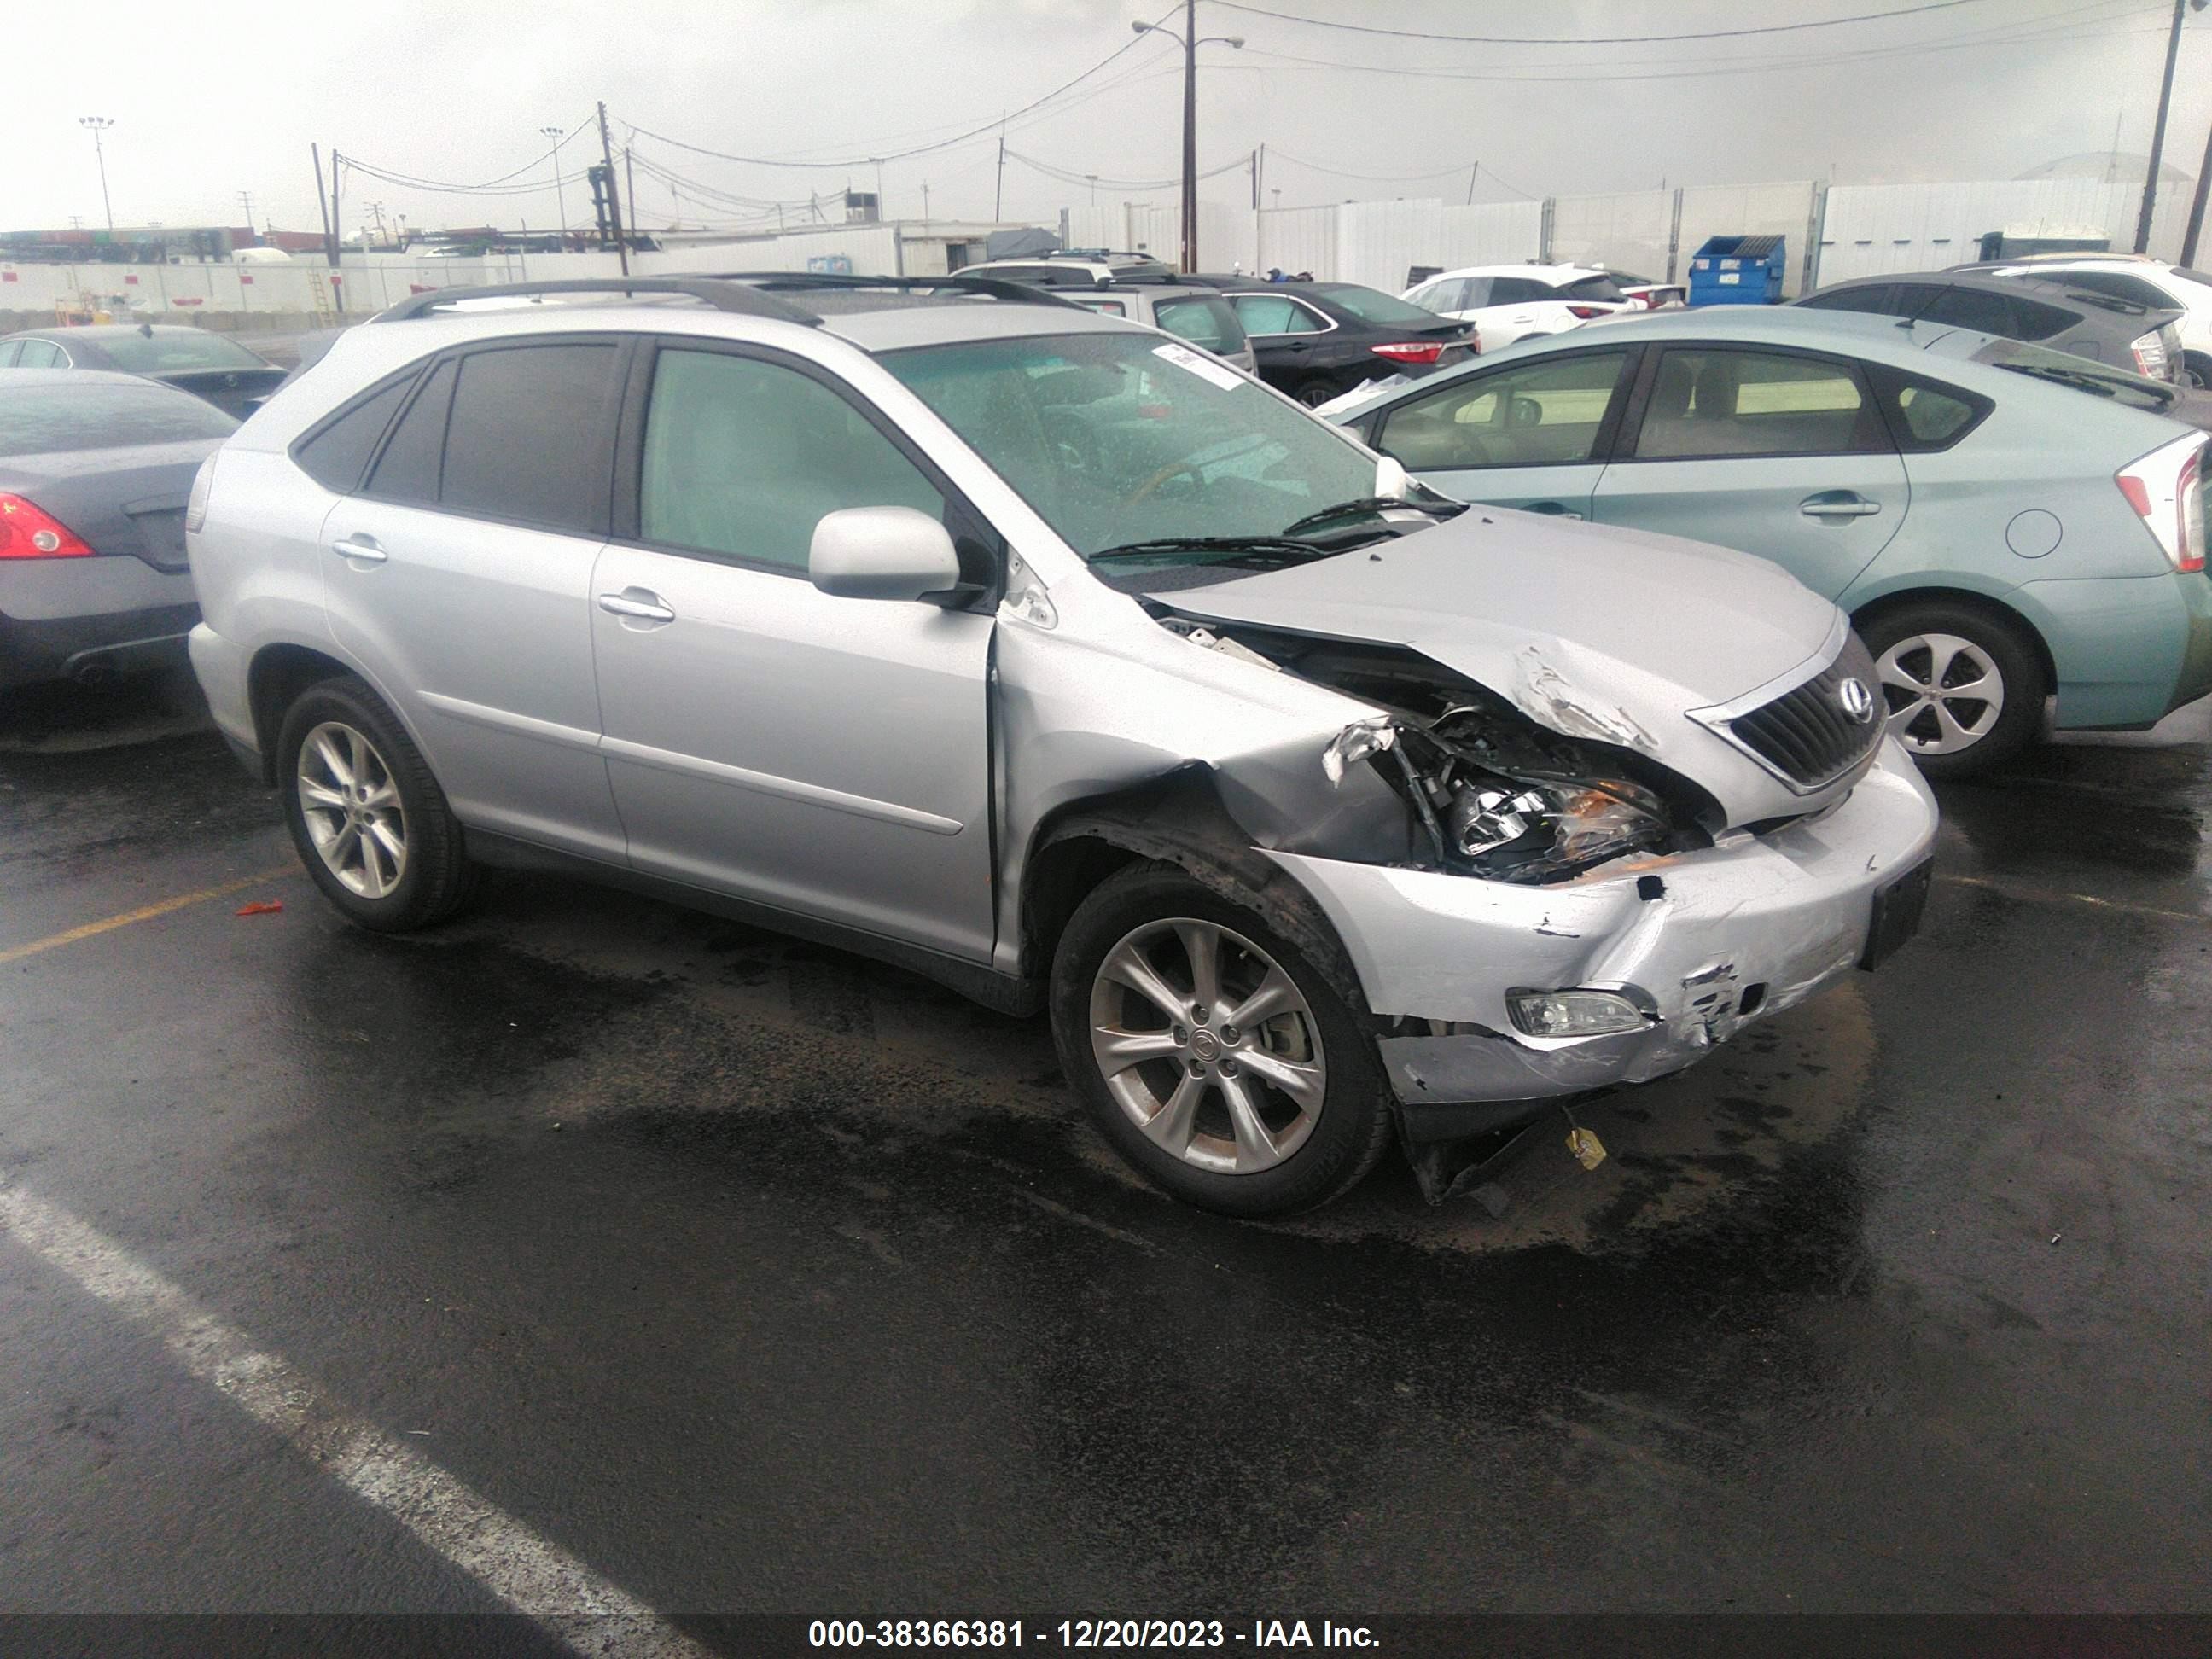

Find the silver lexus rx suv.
[{"left": 186, "top": 272, "right": 1938, "bottom": 1215}]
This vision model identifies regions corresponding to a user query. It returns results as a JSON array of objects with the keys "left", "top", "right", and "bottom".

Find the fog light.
[{"left": 1506, "top": 988, "right": 1650, "bottom": 1039}]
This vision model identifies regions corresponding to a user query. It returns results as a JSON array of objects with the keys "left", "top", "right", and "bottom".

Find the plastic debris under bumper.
[{"left": 1266, "top": 740, "right": 1938, "bottom": 1115}]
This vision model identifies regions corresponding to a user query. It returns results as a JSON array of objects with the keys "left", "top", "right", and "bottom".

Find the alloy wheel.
[
  {"left": 1087, "top": 917, "right": 1327, "bottom": 1175},
  {"left": 1876, "top": 632, "right": 2005, "bottom": 755},
  {"left": 296, "top": 720, "right": 409, "bottom": 899}
]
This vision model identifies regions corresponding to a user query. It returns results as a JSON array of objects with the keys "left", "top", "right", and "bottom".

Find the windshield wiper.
[
  {"left": 1089, "top": 535, "right": 1336, "bottom": 566},
  {"left": 1279, "top": 495, "right": 1467, "bottom": 538}
]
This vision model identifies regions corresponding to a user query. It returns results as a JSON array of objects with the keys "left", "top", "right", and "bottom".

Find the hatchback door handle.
[
  {"left": 1800, "top": 492, "right": 1881, "bottom": 519},
  {"left": 597, "top": 590, "right": 675, "bottom": 624},
  {"left": 329, "top": 535, "right": 387, "bottom": 563}
]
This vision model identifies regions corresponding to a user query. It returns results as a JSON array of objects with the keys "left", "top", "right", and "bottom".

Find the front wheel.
[
  {"left": 276, "top": 676, "right": 478, "bottom": 932},
  {"left": 1857, "top": 601, "right": 2046, "bottom": 778},
  {"left": 1050, "top": 864, "right": 1392, "bottom": 1217}
]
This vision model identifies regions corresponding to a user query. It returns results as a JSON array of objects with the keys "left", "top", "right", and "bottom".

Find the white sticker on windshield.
[{"left": 1152, "top": 342, "right": 1247, "bottom": 392}]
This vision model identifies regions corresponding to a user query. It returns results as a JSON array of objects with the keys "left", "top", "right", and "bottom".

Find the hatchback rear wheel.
[
  {"left": 1051, "top": 864, "right": 1391, "bottom": 1216},
  {"left": 1857, "top": 601, "right": 2045, "bottom": 778}
]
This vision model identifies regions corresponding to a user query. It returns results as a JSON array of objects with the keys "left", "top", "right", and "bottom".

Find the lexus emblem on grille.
[{"left": 1837, "top": 677, "right": 1877, "bottom": 725}]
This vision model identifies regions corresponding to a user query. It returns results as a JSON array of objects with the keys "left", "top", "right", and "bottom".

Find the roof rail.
[
  {"left": 370, "top": 277, "right": 819, "bottom": 325},
  {"left": 707, "top": 271, "right": 1087, "bottom": 310}
]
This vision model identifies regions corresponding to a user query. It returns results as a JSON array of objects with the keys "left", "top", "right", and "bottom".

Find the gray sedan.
[{"left": 0, "top": 370, "right": 235, "bottom": 692}]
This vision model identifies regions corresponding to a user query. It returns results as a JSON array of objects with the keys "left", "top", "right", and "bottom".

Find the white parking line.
[{"left": 0, "top": 1184, "right": 718, "bottom": 1657}]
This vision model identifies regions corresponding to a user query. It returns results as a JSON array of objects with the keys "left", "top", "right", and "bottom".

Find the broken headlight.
[{"left": 1444, "top": 776, "right": 1670, "bottom": 881}]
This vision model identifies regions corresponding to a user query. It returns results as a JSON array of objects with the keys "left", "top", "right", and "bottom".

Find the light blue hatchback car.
[{"left": 1328, "top": 309, "right": 2209, "bottom": 775}]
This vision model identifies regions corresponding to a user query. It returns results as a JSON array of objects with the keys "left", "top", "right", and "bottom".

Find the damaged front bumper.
[{"left": 1266, "top": 740, "right": 1938, "bottom": 1139}]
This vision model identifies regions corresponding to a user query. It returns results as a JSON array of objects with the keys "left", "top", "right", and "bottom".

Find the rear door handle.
[
  {"left": 1799, "top": 492, "right": 1882, "bottom": 519},
  {"left": 329, "top": 534, "right": 387, "bottom": 563},
  {"left": 597, "top": 590, "right": 675, "bottom": 624}
]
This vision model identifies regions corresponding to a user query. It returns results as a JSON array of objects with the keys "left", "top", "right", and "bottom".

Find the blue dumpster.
[{"left": 1687, "top": 234, "right": 1785, "bottom": 306}]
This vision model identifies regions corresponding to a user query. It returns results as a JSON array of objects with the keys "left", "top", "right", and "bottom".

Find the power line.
[
  {"left": 618, "top": 5, "right": 1180, "bottom": 172},
  {"left": 338, "top": 118, "right": 594, "bottom": 195},
  {"left": 1210, "top": 0, "right": 2003, "bottom": 46}
]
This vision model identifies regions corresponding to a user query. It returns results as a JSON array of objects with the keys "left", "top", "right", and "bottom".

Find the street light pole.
[
  {"left": 1132, "top": 15, "right": 1243, "bottom": 272},
  {"left": 540, "top": 125, "right": 569, "bottom": 245},
  {"left": 79, "top": 117, "right": 115, "bottom": 230},
  {"left": 2136, "top": 0, "right": 2208, "bottom": 253}
]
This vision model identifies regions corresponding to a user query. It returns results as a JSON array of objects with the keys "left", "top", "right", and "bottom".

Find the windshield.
[
  {"left": 882, "top": 331, "right": 1378, "bottom": 563},
  {"left": 0, "top": 383, "right": 237, "bottom": 456},
  {"left": 96, "top": 331, "right": 268, "bottom": 373},
  {"left": 1975, "top": 339, "right": 2178, "bottom": 414},
  {"left": 1316, "top": 285, "right": 1446, "bottom": 326}
]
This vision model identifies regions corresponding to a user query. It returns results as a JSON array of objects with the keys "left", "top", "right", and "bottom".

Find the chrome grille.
[{"left": 1724, "top": 633, "right": 1884, "bottom": 791}]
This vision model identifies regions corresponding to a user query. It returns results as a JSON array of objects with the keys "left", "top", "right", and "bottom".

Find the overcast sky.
[{"left": 9, "top": 0, "right": 2209, "bottom": 238}]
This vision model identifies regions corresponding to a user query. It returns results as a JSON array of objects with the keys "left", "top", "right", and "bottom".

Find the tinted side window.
[
  {"left": 2005, "top": 293, "right": 2080, "bottom": 339},
  {"left": 364, "top": 358, "right": 455, "bottom": 504},
  {"left": 638, "top": 348, "right": 943, "bottom": 573},
  {"left": 1925, "top": 285, "right": 2019, "bottom": 336},
  {"left": 1378, "top": 350, "right": 1631, "bottom": 472},
  {"left": 16, "top": 341, "right": 66, "bottom": 369},
  {"left": 1799, "top": 285, "right": 1895, "bottom": 313},
  {"left": 296, "top": 377, "right": 412, "bottom": 492},
  {"left": 1632, "top": 349, "right": 1885, "bottom": 460},
  {"left": 1865, "top": 365, "right": 1992, "bottom": 453},
  {"left": 440, "top": 344, "right": 619, "bottom": 533},
  {"left": 1232, "top": 295, "right": 1309, "bottom": 335},
  {"left": 0, "top": 342, "right": 20, "bottom": 368},
  {"left": 1487, "top": 277, "right": 1546, "bottom": 305},
  {"left": 1153, "top": 296, "right": 1246, "bottom": 355}
]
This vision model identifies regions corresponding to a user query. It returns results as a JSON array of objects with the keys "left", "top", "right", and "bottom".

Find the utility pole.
[
  {"left": 1133, "top": 10, "right": 1243, "bottom": 272},
  {"left": 540, "top": 125, "right": 569, "bottom": 244},
  {"left": 1466, "top": 161, "right": 1480, "bottom": 206},
  {"left": 625, "top": 145, "right": 639, "bottom": 242},
  {"left": 79, "top": 117, "right": 115, "bottom": 230},
  {"left": 312, "top": 145, "right": 336, "bottom": 266},
  {"left": 596, "top": 101, "right": 629, "bottom": 274},
  {"left": 329, "top": 150, "right": 343, "bottom": 265},
  {"left": 237, "top": 190, "right": 257, "bottom": 242},
  {"left": 2135, "top": 0, "right": 2207, "bottom": 253},
  {"left": 922, "top": 179, "right": 931, "bottom": 226},
  {"left": 994, "top": 113, "right": 1007, "bottom": 220},
  {"left": 2183, "top": 114, "right": 2212, "bottom": 266},
  {"left": 366, "top": 201, "right": 388, "bottom": 247}
]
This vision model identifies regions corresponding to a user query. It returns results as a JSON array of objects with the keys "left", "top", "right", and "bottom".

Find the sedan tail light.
[
  {"left": 1565, "top": 304, "right": 1610, "bottom": 319},
  {"left": 2116, "top": 434, "right": 2204, "bottom": 574},
  {"left": 2129, "top": 330, "right": 2168, "bottom": 379},
  {"left": 0, "top": 494, "right": 95, "bottom": 560},
  {"left": 1370, "top": 341, "right": 1447, "bottom": 365}
]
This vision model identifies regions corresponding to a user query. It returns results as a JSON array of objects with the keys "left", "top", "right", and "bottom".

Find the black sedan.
[
  {"left": 1184, "top": 278, "right": 1475, "bottom": 405},
  {"left": 0, "top": 370, "right": 234, "bottom": 691},
  {"left": 1, "top": 324, "right": 288, "bottom": 419}
]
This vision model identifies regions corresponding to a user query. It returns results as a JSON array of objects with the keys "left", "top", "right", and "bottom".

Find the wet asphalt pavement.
[{"left": 0, "top": 668, "right": 2205, "bottom": 1638}]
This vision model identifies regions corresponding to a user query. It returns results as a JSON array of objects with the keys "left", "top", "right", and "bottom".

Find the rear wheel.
[
  {"left": 1051, "top": 864, "right": 1391, "bottom": 1217},
  {"left": 277, "top": 677, "right": 478, "bottom": 932},
  {"left": 1857, "top": 600, "right": 2046, "bottom": 778},
  {"left": 2182, "top": 351, "right": 2209, "bottom": 391},
  {"left": 1295, "top": 378, "right": 1344, "bottom": 408}
]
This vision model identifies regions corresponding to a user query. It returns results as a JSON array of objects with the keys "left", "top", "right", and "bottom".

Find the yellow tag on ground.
[{"left": 1567, "top": 1126, "right": 1608, "bottom": 1171}]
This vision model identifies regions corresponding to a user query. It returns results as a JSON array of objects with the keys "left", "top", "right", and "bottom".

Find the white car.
[
  {"left": 1960, "top": 256, "right": 2212, "bottom": 387},
  {"left": 1400, "top": 264, "right": 1633, "bottom": 352}
]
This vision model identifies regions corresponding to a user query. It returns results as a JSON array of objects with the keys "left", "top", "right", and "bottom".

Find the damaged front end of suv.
[{"left": 995, "top": 511, "right": 1939, "bottom": 1201}]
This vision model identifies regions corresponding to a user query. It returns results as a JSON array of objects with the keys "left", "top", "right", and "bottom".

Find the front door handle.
[
  {"left": 597, "top": 589, "right": 675, "bottom": 624},
  {"left": 1799, "top": 492, "right": 1882, "bottom": 520},
  {"left": 1527, "top": 501, "right": 1584, "bottom": 519},
  {"left": 329, "top": 534, "right": 387, "bottom": 563}
]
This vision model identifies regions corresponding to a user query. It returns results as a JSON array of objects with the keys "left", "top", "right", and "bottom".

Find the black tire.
[
  {"left": 276, "top": 675, "right": 478, "bottom": 932},
  {"left": 1050, "top": 863, "right": 1393, "bottom": 1217},
  {"left": 2183, "top": 352, "right": 2210, "bottom": 391},
  {"left": 1855, "top": 599, "right": 2046, "bottom": 779},
  {"left": 1294, "top": 378, "right": 1345, "bottom": 408}
]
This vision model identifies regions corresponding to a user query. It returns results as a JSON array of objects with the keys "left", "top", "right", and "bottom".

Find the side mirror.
[
  {"left": 1374, "top": 454, "right": 1411, "bottom": 499},
  {"left": 809, "top": 506, "right": 963, "bottom": 602}
]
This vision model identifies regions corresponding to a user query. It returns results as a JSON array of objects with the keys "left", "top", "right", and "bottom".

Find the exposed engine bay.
[{"left": 1157, "top": 613, "right": 1721, "bottom": 886}]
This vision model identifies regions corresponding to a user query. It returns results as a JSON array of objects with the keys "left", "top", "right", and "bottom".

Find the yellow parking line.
[
  {"left": 0, "top": 865, "right": 300, "bottom": 967},
  {"left": 1938, "top": 872, "right": 2210, "bottom": 928}
]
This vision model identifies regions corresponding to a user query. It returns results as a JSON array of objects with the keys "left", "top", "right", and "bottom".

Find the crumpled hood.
[{"left": 1158, "top": 508, "right": 1842, "bottom": 747}]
